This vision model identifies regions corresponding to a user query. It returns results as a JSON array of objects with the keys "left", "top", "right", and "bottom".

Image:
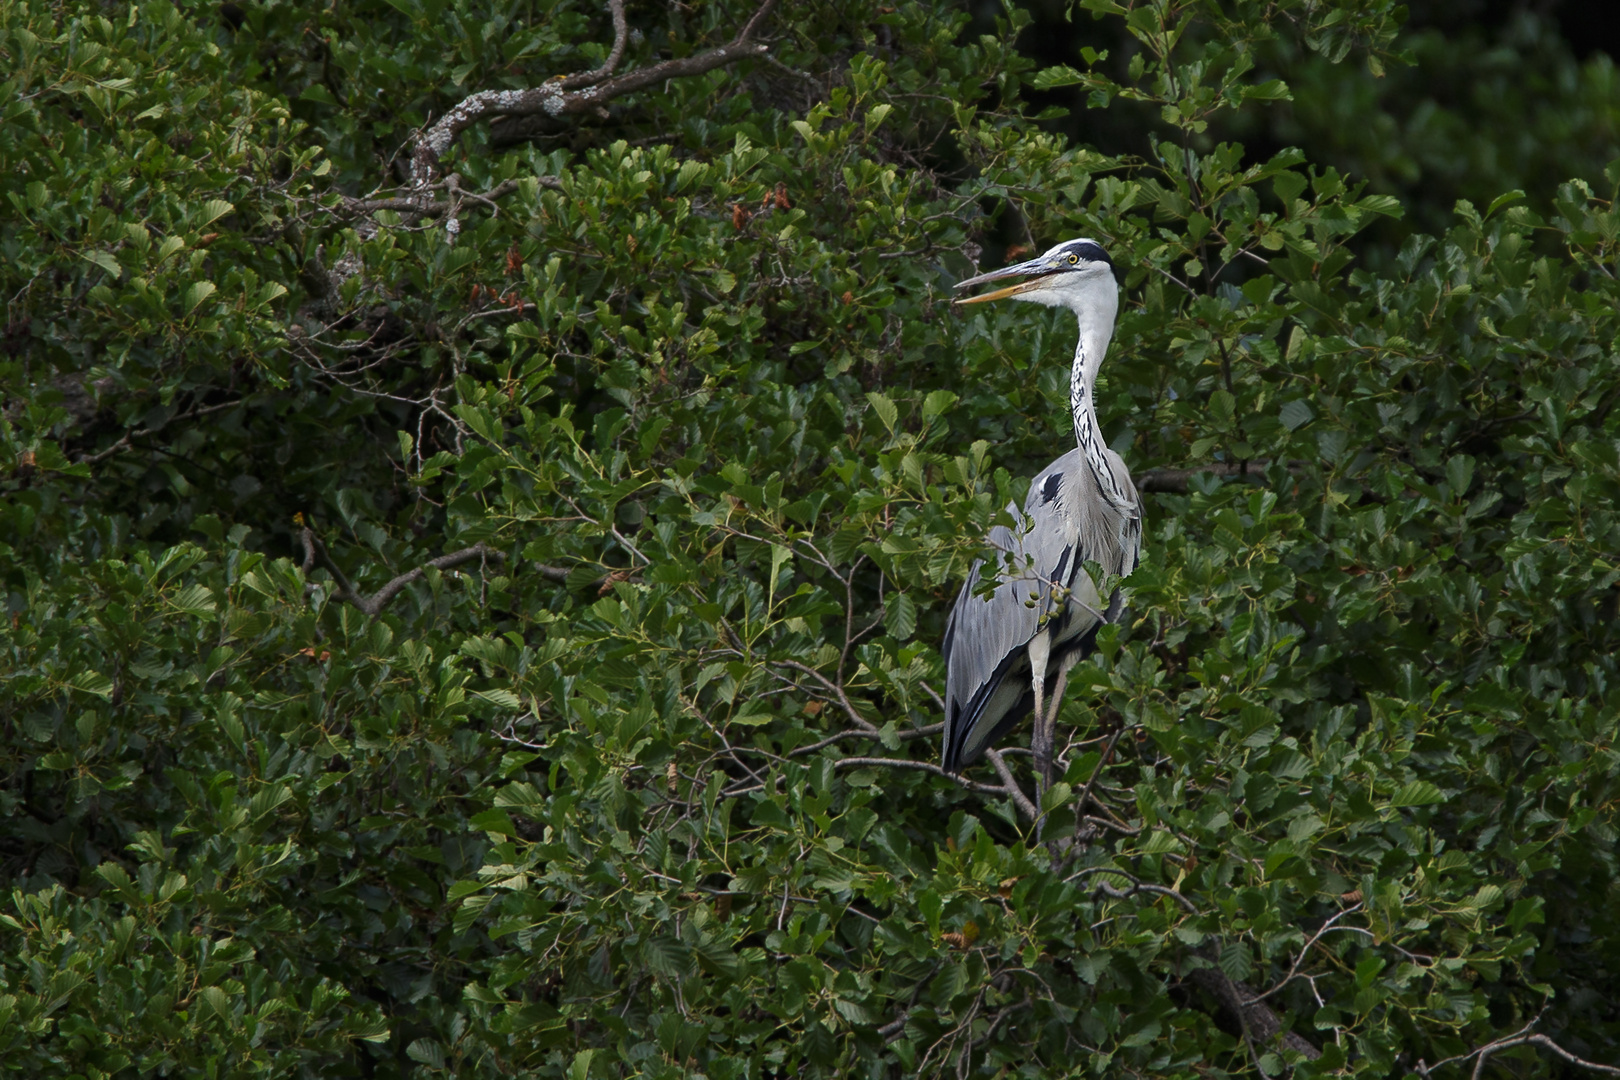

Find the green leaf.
[
  {"left": 83, "top": 250, "right": 122, "bottom": 279},
  {"left": 184, "top": 280, "right": 217, "bottom": 313},
  {"left": 866, "top": 391, "right": 898, "bottom": 435},
  {"left": 65, "top": 672, "right": 114, "bottom": 699},
  {"left": 1389, "top": 782, "right": 1446, "bottom": 808},
  {"left": 884, "top": 592, "right": 916, "bottom": 640}
]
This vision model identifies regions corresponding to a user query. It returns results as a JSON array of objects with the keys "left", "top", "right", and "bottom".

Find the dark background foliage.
[{"left": 3, "top": 0, "right": 1619, "bottom": 1077}]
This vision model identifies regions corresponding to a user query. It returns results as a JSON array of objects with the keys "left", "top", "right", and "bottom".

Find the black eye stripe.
[{"left": 1060, "top": 241, "right": 1112, "bottom": 266}]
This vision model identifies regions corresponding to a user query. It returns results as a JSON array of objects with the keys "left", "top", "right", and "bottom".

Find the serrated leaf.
[
  {"left": 1218, "top": 942, "right": 1253, "bottom": 982},
  {"left": 201, "top": 985, "right": 232, "bottom": 1020},
  {"left": 1031, "top": 64, "right": 1084, "bottom": 90},
  {"left": 406, "top": 1039, "right": 446, "bottom": 1068},
  {"left": 493, "top": 782, "right": 545, "bottom": 813}
]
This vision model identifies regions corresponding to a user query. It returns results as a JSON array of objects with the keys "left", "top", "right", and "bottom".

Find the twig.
[
  {"left": 1094, "top": 878, "right": 1199, "bottom": 915},
  {"left": 340, "top": 177, "right": 546, "bottom": 219},
  {"left": 1186, "top": 954, "right": 1322, "bottom": 1063},
  {"left": 1248, "top": 904, "right": 1368, "bottom": 1003}
]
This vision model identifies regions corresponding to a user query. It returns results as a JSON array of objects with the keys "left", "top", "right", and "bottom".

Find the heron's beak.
[{"left": 952, "top": 258, "right": 1058, "bottom": 305}]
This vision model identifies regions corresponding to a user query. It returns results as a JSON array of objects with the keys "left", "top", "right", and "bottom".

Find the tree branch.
[
  {"left": 302, "top": 527, "right": 503, "bottom": 617},
  {"left": 984, "top": 747, "right": 1039, "bottom": 823},
  {"left": 1137, "top": 460, "right": 1305, "bottom": 493},
  {"left": 1417, "top": 1023, "right": 1620, "bottom": 1079},
  {"left": 411, "top": 0, "right": 777, "bottom": 183},
  {"left": 80, "top": 399, "right": 243, "bottom": 465},
  {"left": 340, "top": 177, "right": 550, "bottom": 219},
  {"left": 556, "top": 0, "right": 628, "bottom": 90},
  {"left": 1186, "top": 958, "right": 1322, "bottom": 1063}
]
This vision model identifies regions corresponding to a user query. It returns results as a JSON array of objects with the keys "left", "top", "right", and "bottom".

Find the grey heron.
[{"left": 941, "top": 239, "right": 1141, "bottom": 806}]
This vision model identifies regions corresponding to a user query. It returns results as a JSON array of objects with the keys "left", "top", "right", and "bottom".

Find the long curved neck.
[{"left": 1069, "top": 309, "right": 1134, "bottom": 510}]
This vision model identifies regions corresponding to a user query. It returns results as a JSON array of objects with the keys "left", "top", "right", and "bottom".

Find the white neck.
[{"left": 1063, "top": 287, "right": 1134, "bottom": 511}]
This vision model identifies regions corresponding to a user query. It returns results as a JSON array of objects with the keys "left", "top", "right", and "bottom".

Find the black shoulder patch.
[{"left": 1040, "top": 472, "right": 1063, "bottom": 504}]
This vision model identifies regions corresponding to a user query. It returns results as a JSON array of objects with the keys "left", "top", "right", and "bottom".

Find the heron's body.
[
  {"left": 941, "top": 446, "right": 1139, "bottom": 772},
  {"left": 940, "top": 239, "right": 1141, "bottom": 792}
]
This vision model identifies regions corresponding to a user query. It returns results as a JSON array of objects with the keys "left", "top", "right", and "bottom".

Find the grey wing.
[{"left": 941, "top": 450, "right": 1093, "bottom": 772}]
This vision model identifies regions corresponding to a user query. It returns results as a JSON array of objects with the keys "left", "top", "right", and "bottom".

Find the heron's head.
[{"left": 952, "top": 239, "right": 1119, "bottom": 311}]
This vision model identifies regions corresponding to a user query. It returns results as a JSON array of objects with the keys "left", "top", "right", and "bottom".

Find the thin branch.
[
  {"left": 80, "top": 399, "right": 242, "bottom": 465},
  {"left": 1249, "top": 904, "right": 1368, "bottom": 1003},
  {"left": 790, "top": 723, "right": 942, "bottom": 757},
  {"left": 773, "top": 659, "right": 880, "bottom": 734},
  {"left": 833, "top": 755, "right": 1025, "bottom": 803},
  {"left": 1094, "top": 878, "right": 1199, "bottom": 915},
  {"left": 411, "top": 0, "right": 778, "bottom": 183}
]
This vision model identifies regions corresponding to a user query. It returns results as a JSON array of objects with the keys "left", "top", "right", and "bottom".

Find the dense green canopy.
[{"left": 4, "top": 0, "right": 1620, "bottom": 1076}]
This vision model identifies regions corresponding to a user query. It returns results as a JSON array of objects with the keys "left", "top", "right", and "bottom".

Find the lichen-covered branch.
[{"left": 410, "top": 0, "right": 778, "bottom": 185}]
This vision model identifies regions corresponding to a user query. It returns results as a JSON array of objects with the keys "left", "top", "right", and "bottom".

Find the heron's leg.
[
  {"left": 1040, "top": 649, "right": 1083, "bottom": 788},
  {"left": 1027, "top": 630, "right": 1053, "bottom": 809}
]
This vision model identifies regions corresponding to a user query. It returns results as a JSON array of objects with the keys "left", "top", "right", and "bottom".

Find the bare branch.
[
  {"left": 411, "top": 1, "right": 778, "bottom": 183},
  {"left": 303, "top": 527, "right": 504, "bottom": 617},
  {"left": 1056, "top": 725, "right": 1127, "bottom": 875},
  {"left": 1249, "top": 903, "right": 1369, "bottom": 1003},
  {"left": 340, "top": 177, "right": 549, "bottom": 219}
]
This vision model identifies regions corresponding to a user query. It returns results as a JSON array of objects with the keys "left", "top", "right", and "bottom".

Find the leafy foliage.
[{"left": 3, "top": 0, "right": 1619, "bottom": 1077}]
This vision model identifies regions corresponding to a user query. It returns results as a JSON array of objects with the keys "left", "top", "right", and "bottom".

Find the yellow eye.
[{"left": 1068, "top": 253, "right": 1079, "bottom": 264}]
